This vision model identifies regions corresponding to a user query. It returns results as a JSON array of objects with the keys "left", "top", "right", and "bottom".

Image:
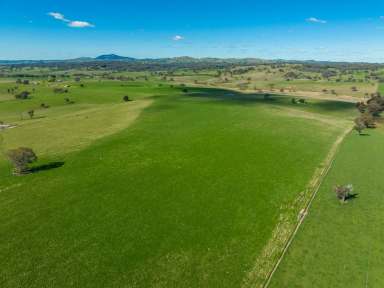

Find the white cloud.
[
  {"left": 48, "top": 12, "right": 69, "bottom": 22},
  {"left": 48, "top": 12, "right": 94, "bottom": 28},
  {"left": 173, "top": 35, "right": 184, "bottom": 41},
  {"left": 306, "top": 17, "right": 327, "bottom": 24},
  {"left": 68, "top": 21, "right": 94, "bottom": 28}
]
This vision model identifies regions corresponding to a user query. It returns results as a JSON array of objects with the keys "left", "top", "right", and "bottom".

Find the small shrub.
[{"left": 123, "top": 95, "right": 131, "bottom": 102}]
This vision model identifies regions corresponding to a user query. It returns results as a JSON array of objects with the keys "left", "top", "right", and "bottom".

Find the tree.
[
  {"left": 15, "top": 91, "right": 30, "bottom": 100},
  {"left": 65, "top": 98, "right": 75, "bottom": 104},
  {"left": 355, "top": 102, "right": 367, "bottom": 113},
  {"left": 359, "top": 112, "right": 376, "bottom": 128},
  {"left": 53, "top": 88, "right": 68, "bottom": 93},
  {"left": 354, "top": 117, "right": 366, "bottom": 135},
  {"left": 48, "top": 75, "right": 56, "bottom": 82},
  {"left": 123, "top": 95, "right": 130, "bottom": 102},
  {"left": 6, "top": 147, "right": 37, "bottom": 175},
  {"left": 334, "top": 184, "right": 353, "bottom": 203},
  {"left": 367, "top": 101, "right": 383, "bottom": 117},
  {"left": 27, "top": 110, "right": 34, "bottom": 119}
]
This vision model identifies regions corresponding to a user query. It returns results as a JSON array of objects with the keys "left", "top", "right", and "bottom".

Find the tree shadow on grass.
[
  {"left": 30, "top": 161, "right": 65, "bottom": 173},
  {"left": 314, "top": 100, "right": 355, "bottom": 111},
  {"left": 346, "top": 193, "right": 359, "bottom": 201},
  {"left": 183, "top": 87, "right": 356, "bottom": 113}
]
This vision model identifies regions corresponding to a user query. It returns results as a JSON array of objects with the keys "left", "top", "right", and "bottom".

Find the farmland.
[
  {"left": 0, "top": 62, "right": 381, "bottom": 287},
  {"left": 269, "top": 121, "right": 384, "bottom": 288},
  {"left": 4, "top": 1, "right": 384, "bottom": 286}
]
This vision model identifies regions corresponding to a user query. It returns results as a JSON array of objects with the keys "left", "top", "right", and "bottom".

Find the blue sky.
[{"left": 2, "top": 0, "right": 384, "bottom": 61}]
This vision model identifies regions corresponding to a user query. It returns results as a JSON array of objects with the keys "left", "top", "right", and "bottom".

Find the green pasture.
[
  {"left": 0, "top": 80, "right": 354, "bottom": 287},
  {"left": 270, "top": 86, "right": 384, "bottom": 287}
]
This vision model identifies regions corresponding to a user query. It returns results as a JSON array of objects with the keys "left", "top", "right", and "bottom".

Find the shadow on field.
[
  {"left": 30, "top": 161, "right": 65, "bottom": 173},
  {"left": 184, "top": 87, "right": 356, "bottom": 112},
  {"left": 23, "top": 116, "right": 47, "bottom": 121},
  {"left": 346, "top": 193, "right": 359, "bottom": 201},
  {"left": 314, "top": 100, "right": 355, "bottom": 111},
  {"left": 187, "top": 88, "right": 270, "bottom": 104}
]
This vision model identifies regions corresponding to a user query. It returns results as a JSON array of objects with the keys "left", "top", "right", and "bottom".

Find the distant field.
[
  {"left": 169, "top": 65, "right": 377, "bottom": 99},
  {"left": 0, "top": 79, "right": 355, "bottom": 287}
]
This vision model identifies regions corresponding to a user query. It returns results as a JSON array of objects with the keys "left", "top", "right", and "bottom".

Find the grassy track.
[
  {"left": 0, "top": 81, "right": 354, "bottom": 287},
  {"left": 269, "top": 123, "right": 384, "bottom": 287}
]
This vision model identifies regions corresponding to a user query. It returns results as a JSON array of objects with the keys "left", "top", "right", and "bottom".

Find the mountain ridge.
[{"left": 0, "top": 55, "right": 382, "bottom": 65}]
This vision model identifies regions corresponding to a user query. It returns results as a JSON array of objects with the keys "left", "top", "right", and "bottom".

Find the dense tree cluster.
[{"left": 354, "top": 93, "right": 384, "bottom": 134}]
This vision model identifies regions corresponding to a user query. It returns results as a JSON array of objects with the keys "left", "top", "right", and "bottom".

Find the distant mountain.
[
  {"left": 95, "top": 54, "right": 136, "bottom": 61},
  {"left": 0, "top": 55, "right": 381, "bottom": 66}
]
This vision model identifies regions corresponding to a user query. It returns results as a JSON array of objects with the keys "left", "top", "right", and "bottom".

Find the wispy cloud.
[
  {"left": 173, "top": 35, "right": 184, "bottom": 41},
  {"left": 48, "top": 12, "right": 94, "bottom": 28},
  {"left": 68, "top": 21, "right": 94, "bottom": 28},
  {"left": 48, "top": 12, "right": 69, "bottom": 22},
  {"left": 306, "top": 17, "right": 327, "bottom": 24}
]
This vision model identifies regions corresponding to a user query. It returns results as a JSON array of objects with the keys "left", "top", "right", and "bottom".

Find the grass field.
[
  {"left": 168, "top": 65, "right": 377, "bottom": 99},
  {"left": 0, "top": 79, "right": 355, "bottom": 287},
  {"left": 269, "top": 102, "right": 384, "bottom": 286}
]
